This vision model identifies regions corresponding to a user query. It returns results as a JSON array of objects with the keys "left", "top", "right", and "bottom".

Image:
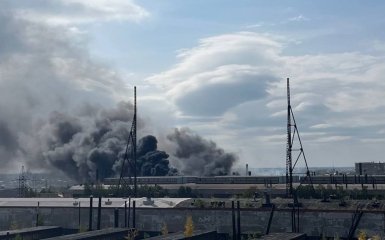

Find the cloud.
[
  {"left": 148, "top": 31, "right": 385, "bottom": 167},
  {"left": 244, "top": 23, "right": 263, "bottom": 29},
  {"left": 288, "top": 15, "right": 309, "bottom": 22},
  {"left": 3, "top": 0, "right": 149, "bottom": 26},
  {"left": 148, "top": 32, "right": 282, "bottom": 116}
]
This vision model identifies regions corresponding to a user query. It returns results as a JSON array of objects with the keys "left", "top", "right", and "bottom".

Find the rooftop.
[{"left": 0, "top": 197, "right": 189, "bottom": 208}]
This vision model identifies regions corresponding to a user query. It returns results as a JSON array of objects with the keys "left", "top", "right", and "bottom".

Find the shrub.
[
  {"left": 161, "top": 223, "right": 168, "bottom": 236},
  {"left": 184, "top": 216, "right": 194, "bottom": 237},
  {"left": 357, "top": 230, "right": 367, "bottom": 240}
]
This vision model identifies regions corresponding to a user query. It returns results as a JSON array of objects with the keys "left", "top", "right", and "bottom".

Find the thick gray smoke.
[
  {"left": 31, "top": 112, "right": 234, "bottom": 180},
  {"left": 36, "top": 102, "right": 132, "bottom": 181},
  {"left": 137, "top": 136, "right": 177, "bottom": 176},
  {"left": 0, "top": 8, "right": 236, "bottom": 180},
  {"left": 34, "top": 112, "right": 239, "bottom": 180},
  {"left": 0, "top": 13, "right": 124, "bottom": 172},
  {"left": 0, "top": 12, "right": 133, "bottom": 178},
  {"left": 31, "top": 103, "right": 175, "bottom": 181},
  {"left": 167, "top": 128, "right": 237, "bottom": 176}
]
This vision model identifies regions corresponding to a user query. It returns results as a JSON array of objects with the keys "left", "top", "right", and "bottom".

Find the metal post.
[
  {"left": 97, "top": 197, "right": 101, "bottom": 230},
  {"left": 88, "top": 196, "right": 93, "bottom": 231},
  {"left": 36, "top": 201, "right": 40, "bottom": 227},
  {"left": 345, "top": 174, "right": 348, "bottom": 189},
  {"left": 78, "top": 201, "right": 81, "bottom": 230},
  {"left": 297, "top": 204, "right": 300, "bottom": 232},
  {"left": 124, "top": 200, "right": 127, "bottom": 228},
  {"left": 134, "top": 86, "right": 137, "bottom": 197},
  {"left": 133, "top": 200, "right": 136, "bottom": 228},
  {"left": 237, "top": 201, "right": 241, "bottom": 240},
  {"left": 128, "top": 197, "right": 131, "bottom": 228},
  {"left": 291, "top": 206, "right": 295, "bottom": 232},
  {"left": 232, "top": 201, "right": 236, "bottom": 240},
  {"left": 291, "top": 192, "right": 296, "bottom": 233},
  {"left": 265, "top": 204, "right": 275, "bottom": 235},
  {"left": 114, "top": 208, "right": 119, "bottom": 228}
]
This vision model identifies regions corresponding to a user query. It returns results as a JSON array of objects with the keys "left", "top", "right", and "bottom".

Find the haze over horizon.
[{"left": 1, "top": 1, "right": 385, "bottom": 174}]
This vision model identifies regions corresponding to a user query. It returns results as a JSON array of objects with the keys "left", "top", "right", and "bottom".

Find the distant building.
[
  {"left": 355, "top": 162, "right": 385, "bottom": 175},
  {"left": 0, "top": 188, "right": 18, "bottom": 197}
]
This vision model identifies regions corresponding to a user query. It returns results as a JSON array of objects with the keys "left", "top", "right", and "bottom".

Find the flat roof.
[{"left": 0, "top": 197, "right": 189, "bottom": 208}]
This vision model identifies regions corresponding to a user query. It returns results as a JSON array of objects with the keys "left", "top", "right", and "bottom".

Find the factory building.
[{"left": 355, "top": 162, "right": 385, "bottom": 175}]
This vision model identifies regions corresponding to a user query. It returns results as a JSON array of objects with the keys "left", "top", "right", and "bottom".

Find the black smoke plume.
[
  {"left": 33, "top": 103, "right": 176, "bottom": 181},
  {"left": 166, "top": 128, "right": 237, "bottom": 176},
  {"left": 137, "top": 135, "right": 177, "bottom": 176}
]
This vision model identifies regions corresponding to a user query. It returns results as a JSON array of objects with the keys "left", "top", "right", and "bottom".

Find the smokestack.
[{"left": 246, "top": 164, "right": 248, "bottom": 176}]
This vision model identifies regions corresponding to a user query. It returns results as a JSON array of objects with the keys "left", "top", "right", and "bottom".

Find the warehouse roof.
[{"left": 0, "top": 197, "right": 189, "bottom": 208}]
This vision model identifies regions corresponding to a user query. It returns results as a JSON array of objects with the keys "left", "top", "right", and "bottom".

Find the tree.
[
  {"left": 161, "top": 223, "right": 168, "bottom": 236},
  {"left": 357, "top": 230, "right": 367, "bottom": 240},
  {"left": 184, "top": 216, "right": 194, "bottom": 237},
  {"left": 177, "top": 186, "right": 195, "bottom": 197}
]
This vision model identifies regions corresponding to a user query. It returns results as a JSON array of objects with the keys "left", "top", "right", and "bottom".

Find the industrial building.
[{"left": 355, "top": 162, "right": 385, "bottom": 175}]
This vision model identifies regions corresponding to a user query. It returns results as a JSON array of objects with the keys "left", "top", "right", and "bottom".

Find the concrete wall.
[{"left": 0, "top": 207, "right": 384, "bottom": 238}]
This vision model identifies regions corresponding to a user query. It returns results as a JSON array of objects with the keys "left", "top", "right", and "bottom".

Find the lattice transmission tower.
[
  {"left": 117, "top": 87, "right": 137, "bottom": 197},
  {"left": 286, "top": 78, "right": 313, "bottom": 197},
  {"left": 18, "top": 165, "right": 28, "bottom": 198}
]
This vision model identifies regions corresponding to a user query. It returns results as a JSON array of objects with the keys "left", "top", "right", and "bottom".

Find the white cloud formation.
[
  {"left": 147, "top": 31, "right": 385, "bottom": 167},
  {"left": 4, "top": 0, "right": 149, "bottom": 26},
  {"left": 288, "top": 15, "right": 309, "bottom": 22},
  {"left": 148, "top": 32, "right": 283, "bottom": 116}
]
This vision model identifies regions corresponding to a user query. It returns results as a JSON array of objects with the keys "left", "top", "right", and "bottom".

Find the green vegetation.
[
  {"left": 124, "top": 229, "right": 138, "bottom": 240},
  {"left": 372, "top": 235, "right": 381, "bottom": 240},
  {"left": 177, "top": 186, "right": 196, "bottom": 198},
  {"left": 242, "top": 232, "right": 263, "bottom": 239},
  {"left": 161, "top": 223, "right": 168, "bottom": 236},
  {"left": 14, "top": 234, "right": 22, "bottom": 240},
  {"left": 81, "top": 184, "right": 200, "bottom": 198},
  {"left": 192, "top": 199, "right": 205, "bottom": 208},
  {"left": 242, "top": 187, "right": 257, "bottom": 198},
  {"left": 357, "top": 230, "right": 367, "bottom": 240},
  {"left": 296, "top": 184, "right": 379, "bottom": 200},
  {"left": 9, "top": 220, "right": 19, "bottom": 230},
  {"left": 184, "top": 215, "right": 194, "bottom": 237}
]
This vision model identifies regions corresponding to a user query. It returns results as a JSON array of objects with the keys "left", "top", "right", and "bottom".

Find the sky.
[{"left": 1, "top": 0, "right": 385, "bottom": 172}]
